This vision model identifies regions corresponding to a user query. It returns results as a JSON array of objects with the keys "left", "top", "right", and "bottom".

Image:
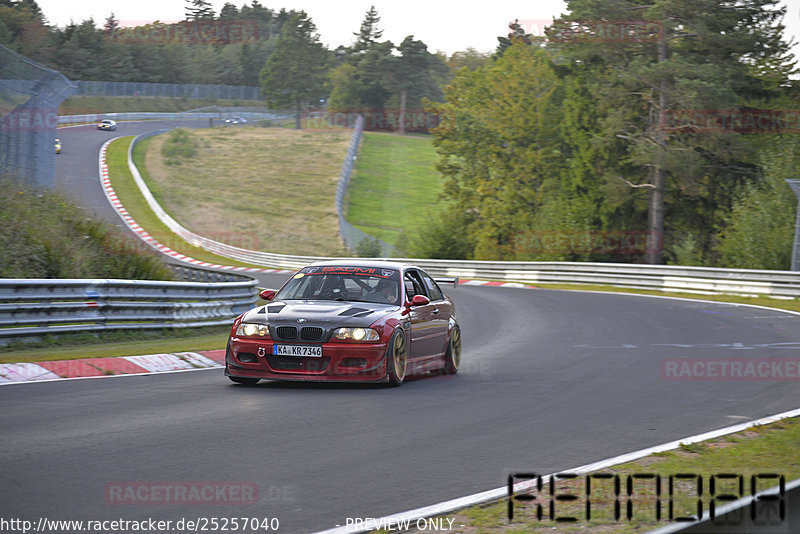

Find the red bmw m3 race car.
[{"left": 225, "top": 260, "right": 460, "bottom": 386}]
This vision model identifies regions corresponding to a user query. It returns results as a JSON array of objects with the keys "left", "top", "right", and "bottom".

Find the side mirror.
[
  {"left": 410, "top": 295, "right": 430, "bottom": 306},
  {"left": 259, "top": 289, "right": 276, "bottom": 301},
  {"left": 402, "top": 294, "right": 430, "bottom": 315}
]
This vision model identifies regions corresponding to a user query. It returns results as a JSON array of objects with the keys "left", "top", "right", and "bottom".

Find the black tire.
[
  {"left": 228, "top": 376, "right": 260, "bottom": 385},
  {"left": 386, "top": 329, "right": 407, "bottom": 386},
  {"left": 443, "top": 326, "right": 461, "bottom": 375}
]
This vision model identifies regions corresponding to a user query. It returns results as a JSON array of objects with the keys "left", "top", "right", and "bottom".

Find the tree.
[
  {"left": 551, "top": 0, "right": 795, "bottom": 263},
  {"left": 103, "top": 12, "right": 118, "bottom": 34},
  {"left": 715, "top": 136, "right": 799, "bottom": 270},
  {"left": 259, "top": 12, "right": 330, "bottom": 128},
  {"left": 351, "top": 5, "right": 382, "bottom": 55},
  {"left": 218, "top": 3, "right": 239, "bottom": 20},
  {"left": 327, "top": 63, "right": 365, "bottom": 111},
  {"left": 446, "top": 48, "right": 491, "bottom": 74},
  {"left": 378, "top": 36, "right": 449, "bottom": 133},
  {"left": 185, "top": 0, "right": 214, "bottom": 21},
  {"left": 430, "top": 43, "right": 563, "bottom": 258}
]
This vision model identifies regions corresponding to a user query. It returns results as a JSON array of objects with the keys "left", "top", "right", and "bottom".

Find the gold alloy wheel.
[
  {"left": 386, "top": 329, "right": 407, "bottom": 386},
  {"left": 392, "top": 331, "right": 407, "bottom": 380},
  {"left": 450, "top": 327, "right": 461, "bottom": 370}
]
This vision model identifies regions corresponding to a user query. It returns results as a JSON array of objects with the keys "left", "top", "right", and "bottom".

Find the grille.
[
  {"left": 266, "top": 355, "right": 330, "bottom": 372},
  {"left": 300, "top": 327, "right": 323, "bottom": 341},
  {"left": 276, "top": 326, "right": 297, "bottom": 340}
]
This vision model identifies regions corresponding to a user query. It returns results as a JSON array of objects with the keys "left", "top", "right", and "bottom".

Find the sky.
[{"left": 34, "top": 0, "right": 800, "bottom": 60}]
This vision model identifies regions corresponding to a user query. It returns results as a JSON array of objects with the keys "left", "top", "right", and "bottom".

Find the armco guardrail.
[
  {"left": 59, "top": 111, "right": 289, "bottom": 125},
  {"left": 0, "top": 270, "right": 258, "bottom": 346},
  {"left": 411, "top": 259, "right": 800, "bottom": 299}
]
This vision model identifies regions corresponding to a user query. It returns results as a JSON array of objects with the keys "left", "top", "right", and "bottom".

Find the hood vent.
[{"left": 338, "top": 307, "right": 369, "bottom": 317}]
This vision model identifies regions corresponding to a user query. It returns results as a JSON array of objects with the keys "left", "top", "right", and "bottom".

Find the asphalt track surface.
[{"left": 2, "top": 122, "right": 799, "bottom": 533}]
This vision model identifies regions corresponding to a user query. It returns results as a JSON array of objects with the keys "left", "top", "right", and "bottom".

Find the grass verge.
[
  {"left": 0, "top": 326, "right": 231, "bottom": 363},
  {"left": 347, "top": 132, "right": 447, "bottom": 245},
  {"left": 107, "top": 136, "right": 267, "bottom": 269},
  {"left": 375, "top": 416, "right": 800, "bottom": 533},
  {"left": 142, "top": 127, "right": 352, "bottom": 256}
]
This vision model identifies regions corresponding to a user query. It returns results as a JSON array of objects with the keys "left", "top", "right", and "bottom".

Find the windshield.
[{"left": 275, "top": 266, "right": 401, "bottom": 305}]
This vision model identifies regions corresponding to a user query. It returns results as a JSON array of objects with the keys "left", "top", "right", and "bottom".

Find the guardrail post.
[{"left": 787, "top": 179, "right": 800, "bottom": 271}]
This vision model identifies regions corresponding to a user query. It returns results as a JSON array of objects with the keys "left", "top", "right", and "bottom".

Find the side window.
[
  {"left": 404, "top": 275, "right": 417, "bottom": 299},
  {"left": 404, "top": 271, "right": 427, "bottom": 300},
  {"left": 420, "top": 272, "right": 444, "bottom": 301}
]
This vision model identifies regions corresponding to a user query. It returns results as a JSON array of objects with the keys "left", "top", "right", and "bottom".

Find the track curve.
[{"left": 1, "top": 121, "right": 798, "bottom": 533}]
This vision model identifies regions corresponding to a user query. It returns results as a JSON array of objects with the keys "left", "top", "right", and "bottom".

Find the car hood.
[{"left": 241, "top": 300, "right": 392, "bottom": 327}]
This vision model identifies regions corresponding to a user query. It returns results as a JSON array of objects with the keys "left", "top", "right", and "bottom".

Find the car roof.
[{"left": 303, "top": 259, "right": 419, "bottom": 272}]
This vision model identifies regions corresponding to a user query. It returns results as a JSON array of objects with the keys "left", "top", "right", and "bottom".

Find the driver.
[
  {"left": 319, "top": 275, "right": 344, "bottom": 299},
  {"left": 373, "top": 279, "right": 398, "bottom": 304}
]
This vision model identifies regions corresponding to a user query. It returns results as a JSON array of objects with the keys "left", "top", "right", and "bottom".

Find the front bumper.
[{"left": 225, "top": 336, "right": 390, "bottom": 383}]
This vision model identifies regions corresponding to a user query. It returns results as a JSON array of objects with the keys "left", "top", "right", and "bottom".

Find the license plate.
[{"left": 273, "top": 345, "right": 322, "bottom": 357}]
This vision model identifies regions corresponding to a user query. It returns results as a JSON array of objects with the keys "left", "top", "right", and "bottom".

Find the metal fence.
[
  {"left": 0, "top": 266, "right": 258, "bottom": 346},
  {"left": 333, "top": 115, "right": 394, "bottom": 255},
  {"left": 787, "top": 179, "right": 800, "bottom": 271},
  {"left": 74, "top": 80, "right": 261, "bottom": 101},
  {"left": 0, "top": 44, "right": 76, "bottom": 188}
]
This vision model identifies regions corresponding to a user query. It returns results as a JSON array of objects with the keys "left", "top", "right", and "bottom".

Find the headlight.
[
  {"left": 332, "top": 327, "right": 379, "bottom": 341},
  {"left": 236, "top": 322, "right": 269, "bottom": 338}
]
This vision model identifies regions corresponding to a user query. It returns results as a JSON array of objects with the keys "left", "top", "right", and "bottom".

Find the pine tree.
[
  {"left": 185, "top": 0, "right": 214, "bottom": 21},
  {"left": 260, "top": 12, "right": 330, "bottom": 128},
  {"left": 552, "top": 0, "right": 796, "bottom": 264},
  {"left": 351, "top": 5, "right": 382, "bottom": 55}
]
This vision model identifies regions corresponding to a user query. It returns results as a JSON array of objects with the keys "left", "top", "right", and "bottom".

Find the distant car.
[
  {"left": 225, "top": 260, "right": 461, "bottom": 386},
  {"left": 97, "top": 119, "right": 117, "bottom": 131},
  {"left": 224, "top": 116, "right": 246, "bottom": 125},
  {"left": 54, "top": 138, "right": 61, "bottom": 154}
]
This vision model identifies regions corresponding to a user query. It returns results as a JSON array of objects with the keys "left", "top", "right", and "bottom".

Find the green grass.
[
  {"left": 384, "top": 417, "right": 800, "bottom": 533},
  {"left": 107, "top": 136, "right": 268, "bottom": 269},
  {"left": 140, "top": 127, "right": 351, "bottom": 256},
  {"left": 0, "top": 326, "right": 231, "bottom": 363},
  {"left": 346, "top": 132, "right": 447, "bottom": 245}
]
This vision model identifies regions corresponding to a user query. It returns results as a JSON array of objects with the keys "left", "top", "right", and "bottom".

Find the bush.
[
  {"left": 0, "top": 178, "right": 173, "bottom": 280},
  {"left": 715, "top": 137, "right": 799, "bottom": 270},
  {"left": 161, "top": 128, "right": 197, "bottom": 165},
  {"left": 355, "top": 237, "right": 383, "bottom": 257},
  {"left": 402, "top": 208, "right": 475, "bottom": 259}
]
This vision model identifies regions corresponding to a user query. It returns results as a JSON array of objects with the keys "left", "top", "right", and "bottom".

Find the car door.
[
  {"left": 404, "top": 269, "right": 439, "bottom": 361},
  {"left": 418, "top": 270, "right": 451, "bottom": 355}
]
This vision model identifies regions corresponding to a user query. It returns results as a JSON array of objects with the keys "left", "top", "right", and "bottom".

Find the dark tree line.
[{"left": 0, "top": 0, "right": 300, "bottom": 85}]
